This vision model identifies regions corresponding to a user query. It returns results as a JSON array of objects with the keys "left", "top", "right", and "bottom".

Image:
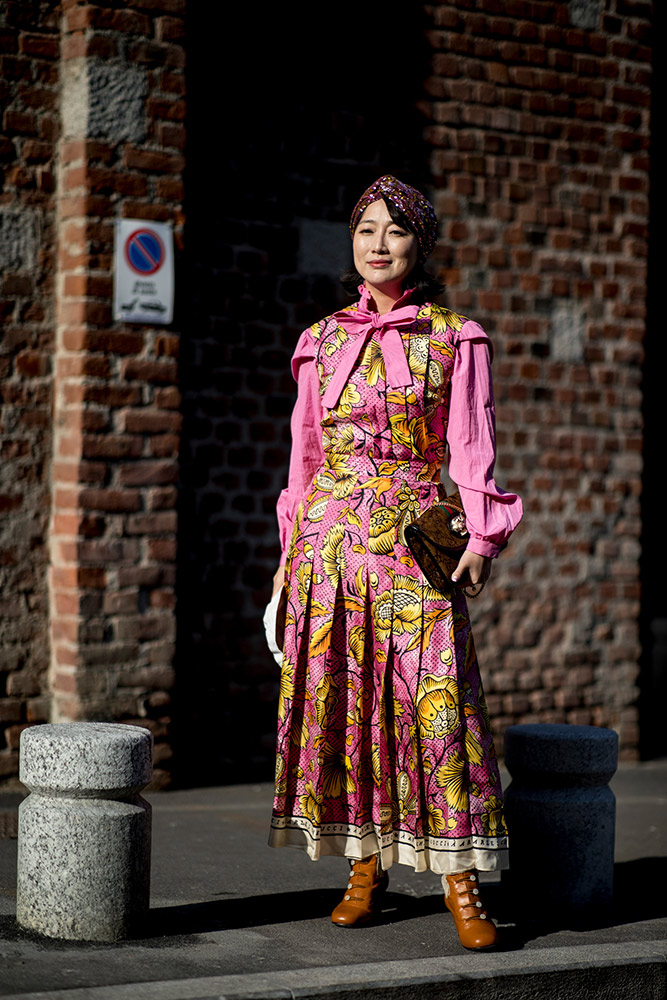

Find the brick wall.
[
  {"left": 421, "top": 0, "right": 651, "bottom": 756},
  {"left": 0, "top": 0, "right": 60, "bottom": 781}
]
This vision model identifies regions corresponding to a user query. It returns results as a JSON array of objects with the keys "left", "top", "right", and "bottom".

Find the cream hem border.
[{"left": 269, "top": 817, "right": 509, "bottom": 875}]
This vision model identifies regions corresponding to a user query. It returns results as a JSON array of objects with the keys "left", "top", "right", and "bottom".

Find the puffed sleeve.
[
  {"left": 446, "top": 319, "right": 523, "bottom": 558},
  {"left": 276, "top": 327, "right": 325, "bottom": 559}
]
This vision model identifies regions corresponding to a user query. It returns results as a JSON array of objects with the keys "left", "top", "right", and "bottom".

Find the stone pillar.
[
  {"left": 503, "top": 723, "right": 618, "bottom": 914},
  {"left": 17, "top": 722, "right": 152, "bottom": 941}
]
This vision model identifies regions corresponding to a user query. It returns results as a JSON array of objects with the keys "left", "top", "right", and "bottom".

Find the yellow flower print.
[
  {"left": 430, "top": 304, "right": 465, "bottom": 334},
  {"left": 333, "top": 382, "right": 361, "bottom": 418},
  {"left": 389, "top": 413, "right": 411, "bottom": 450},
  {"left": 317, "top": 455, "right": 358, "bottom": 499},
  {"left": 278, "top": 658, "right": 294, "bottom": 722},
  {"left": 390, "top": 413, "right": 441, "bottom": 466},
  {"left": 395, "top": 770, "right": 417, "bottom": 823},
  {"left": 372, "top": 573, "right": 423, "bottom": 645},
  {"left": 321, "top": 522, "right": 346, "bottom": 588},
  {"left": 332, "top": 468, "right": 358, "bottom": 500},
  {"left": 275, "top": 753, "right": 287, "bottom": 795},
  {"left": 295, "top": 563, "right": 322, "bottom": 609},
  {"left": 372, "top": 591, "right": 394, "bottom": 645},
  {"left": 315, "top": 471, "right": 335, "bottom": 493},
  {"left": 464, "top": 727, "right": 484, "bottom": 765},
  {"left": 289, "top": 704, "right": 310, "bottom": 749},
  {"left": 427, "top": 359, "right": 444, "bottom": 389},
  {"left": 327, "top": 452, "right": 356, "bottom": 476},
  {"left": 481, "top": 795, "right": 507, "bottom": 837},
  {"left": 358, "top": 339, "right": 386, "bottom": 386},
  {"left": 371, "top": 744, "right": 382, "bottom": 787},
  {"left": 354, "top": 565, "right": 368, "bottom": 600},
  {"left": 339, "top": 506, "right": 362, "bottom": 528},
  {"left": 299, "top": 780, "right": 323, "bottom": 826},
  {"left": 378, "top": 679, "right": 387, "bottom": 736},
  {"left": 306, "top": 498, "right": 329, "bottom": 522},
  {"left": 396, "top": 484, "right": 421, "bottom": 544},
  {"left": 325, "top": 423, "right": 356, "bottom": 455},
  {"left": 409, "top": 414, "right": 441, "bottom": 463},
  {"left": 315, "top": 673, "right": 339, "bottom": 729},
  {"left": 435, "top": 748, "right": 469, "bottom": 812},
  {"left": 359, "top": 475, "right": 394, "bottom": 501},
  {"left": 426, "top": 802, "right": 447, "bottom": 835},
  {"left": 319, "top": 741, "right": 356, "bottom": 798},
  {"left": 415, "top": 674, "right": 460, "bottom": 740},
  {"left": 348, "top": 625, "right": 366, "bottom": 667},
  {"left": 379, "top": 803, "right": 393, "bottom": 833},
  {"left": 390, "top": 573, "right": 423, "bottom": 628},
  {"left": 317, "top": 362, "right": 333, "bottom": 399},
  {"left": 407, "top": 335, "right": 429, "bottom": 379},
  {"left": 428, "top": 338, "right": 455, "bottom": 364},
  {"left": 355, "top": 684, "right": 372, "bottom": 726},
  {"left": 368, "top": 506, "right": 398, "bottom": 555},
  {"left": 397, "top": 484, "right": 420, "bottom": 517},
  {"left": 323, "top": 324, "right": 349, "bottom": 357}
]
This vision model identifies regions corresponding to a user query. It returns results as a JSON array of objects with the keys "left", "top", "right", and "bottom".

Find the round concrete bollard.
[
  {"left": 503, "top": 723, "right": 618, "bottom": 915},
  {"left": 17, "top": 723, "right": 153, "bottom": 942}
]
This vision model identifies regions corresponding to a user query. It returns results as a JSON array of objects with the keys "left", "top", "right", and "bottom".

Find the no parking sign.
[{"left": 113, "top": 219, "right": 174, "bottom": 324}]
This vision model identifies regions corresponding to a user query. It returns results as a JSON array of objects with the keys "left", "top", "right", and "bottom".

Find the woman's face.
[{"left": 352, "top": 199, "right": 418, "bottom": 294}]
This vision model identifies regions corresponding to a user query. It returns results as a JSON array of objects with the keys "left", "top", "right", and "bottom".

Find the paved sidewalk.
[{"left": 0, "top": 762, "right": 665, "bottom": 1000}]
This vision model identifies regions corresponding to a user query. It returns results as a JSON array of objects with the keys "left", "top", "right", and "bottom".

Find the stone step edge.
[{"left": 1, "top": 940, "right": 665, "bottom": 1000}]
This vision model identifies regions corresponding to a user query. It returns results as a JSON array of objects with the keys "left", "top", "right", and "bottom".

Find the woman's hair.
[{"left": 342, "top": 196, "right": 445, "bottom": 303}]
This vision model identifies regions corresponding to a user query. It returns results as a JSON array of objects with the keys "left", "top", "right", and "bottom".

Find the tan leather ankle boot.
[
  {"left": 331, "top": 855, "right": 388, "bottom": 927},
  {"left": 444, "top": 870, "right": 498, "bottom": 950}
]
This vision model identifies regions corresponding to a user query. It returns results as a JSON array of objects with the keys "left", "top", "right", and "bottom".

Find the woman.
[{"left": 267, "top": 176, "right": 522, "bottom": 950}]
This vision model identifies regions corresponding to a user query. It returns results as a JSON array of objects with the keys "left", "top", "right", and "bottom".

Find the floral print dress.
[{"left": 269, "top": 293, "right": 522, "bottom": 875}]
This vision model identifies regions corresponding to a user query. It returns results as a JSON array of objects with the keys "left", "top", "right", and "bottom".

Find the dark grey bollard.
[
  {"left": 17, "top": 723, "right": 153, "bottom": 941},
  {"left": 503, "top": 723, "right": 618, "bottom": 914}
]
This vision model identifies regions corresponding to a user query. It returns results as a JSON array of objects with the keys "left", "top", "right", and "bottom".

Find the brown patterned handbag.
[{"left": 405, "top": 492, "right": 485, "bottom": 598}]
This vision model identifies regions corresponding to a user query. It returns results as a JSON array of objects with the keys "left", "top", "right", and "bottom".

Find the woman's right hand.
[{"left": 272, "top": 564, "right": 286, "bottom": 597}]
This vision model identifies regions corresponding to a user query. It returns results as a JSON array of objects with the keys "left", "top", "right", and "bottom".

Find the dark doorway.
[{"left": 174, "top": 6, "right": 433, "bottom": 784}]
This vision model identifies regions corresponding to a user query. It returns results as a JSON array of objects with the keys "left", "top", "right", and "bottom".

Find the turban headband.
[{"left": 349, "top": 175, "right": 438, "bottom": 260}]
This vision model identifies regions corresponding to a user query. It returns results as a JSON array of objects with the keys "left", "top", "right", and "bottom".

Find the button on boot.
[
  {"left": 444, "top": 871, "right": 499, "bottom": 950},
  {"left": 331, "top": 855, "right": 388, "bottom": 927}
]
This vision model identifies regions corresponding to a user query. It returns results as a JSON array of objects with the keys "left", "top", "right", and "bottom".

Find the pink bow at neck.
[{"left": 322, "top": 293, "right": 419, "bottom": 411}]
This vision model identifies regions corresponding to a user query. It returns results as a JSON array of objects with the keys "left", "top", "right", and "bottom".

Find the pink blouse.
[{"left": 276, "top": 303, "right": 522, "bottom": 562}]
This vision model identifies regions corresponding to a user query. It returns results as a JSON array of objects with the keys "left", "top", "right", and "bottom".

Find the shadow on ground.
[
  {"left": 499, "top": 857, "right": 667, "bottom": 943},
  {"left": 0, "top": 858, "right": 663, "bottom": 954}
]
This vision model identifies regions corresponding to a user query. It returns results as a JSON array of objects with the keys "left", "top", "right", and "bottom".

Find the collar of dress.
[{"left": 322, "top": 285, "right": 421, "bottom": 410}]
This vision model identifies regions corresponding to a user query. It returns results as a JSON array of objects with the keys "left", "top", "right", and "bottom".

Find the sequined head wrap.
[{"left": 349, "top": 175, "right": 438, "bottom": 260}]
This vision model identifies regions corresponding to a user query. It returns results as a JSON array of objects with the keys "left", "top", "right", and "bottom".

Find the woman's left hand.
[
  {"left": 451, "top": 551, "right": 492, "bottom": 590},
  {"left": 272, "top": 563, "right": 286, "bottom": 597}
]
